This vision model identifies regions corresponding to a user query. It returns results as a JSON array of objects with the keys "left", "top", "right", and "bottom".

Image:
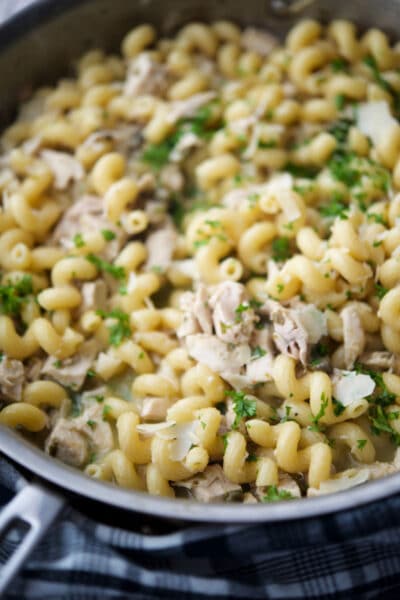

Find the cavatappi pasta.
[{"left": 2, "top": 19, "right": 400, "bottom": 504}]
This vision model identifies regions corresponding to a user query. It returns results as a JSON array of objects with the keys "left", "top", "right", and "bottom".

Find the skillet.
[{"left": 1, "top": 0, "right": 400, "bottom": 591}]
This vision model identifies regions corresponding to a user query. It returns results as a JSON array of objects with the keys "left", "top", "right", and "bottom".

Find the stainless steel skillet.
[{"left": 1, "top": 0, "right": 400, "bottom": 592}]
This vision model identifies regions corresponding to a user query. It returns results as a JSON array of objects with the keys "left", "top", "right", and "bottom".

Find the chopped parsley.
[
  {"left": 272, "top": 236, "right": 292, "bottom": 262},
  {"left": 258, "top": 140, "right": 277, "bottom": 149},
  {"left": 246, "top": 454, "right": 258, "bottom": 462},
  {"left": 331, "top": 57, "right": 349, "bottom": 72},
  {"left": 309, "top": 393, "right": 329, "bottom": 432},
  {"left": 53, "top": 359, "right": 62, "bottom": 369},
  {"left": 73, "top": 233, "right": 85, "bottom": 248},
  {"left": 221, "top": 433, "right": 229, "bottom": 451},
  {"left": 86, "top": 254, "right": 125, "bottom": 280},
  {"left": 225, "top": 390, "right": 257, "bottom": 429},
  {"left": 102, "top": 404, "right": 112, "bottom": 419},
  {"left": 283, "top": 162, "right": 320, "bottom": 178},
  {"left": 319, "top": 192, "right": 349, "bottom": 220},
  {"left": 328, "top": 152, "right": 391, "bottom": 192},
  {"left": 357, "top": 439, "right": 367, "bottom": 450},
  {"left": 328, "top": 118, "right": 353, "bottom": 144},
  {"left": 86, "top": 420, "right": 97, "bottom": 429},
  {"left": 363, "top": 55, "right": 400, "bottom": 114},
  {"left": 367, "top": 212, "right": 387, "bottom": 226},
  {"left": 332, "top": 398, "right": 345, "bottom": 416},
  {"left": 101, "top": 229, "right": 116, "bottom": 241},
  {"left": 142, "top": 103, "right": 218, "bottom": 168},
  {"left": 96, "top": 309, "right": 131, "bottom": 346},
  {"left": 263, "top": 485, "right": 294, "bottom": 502},
  {"left": 334, "top": 94, "right": 346, "bottom": 111},
  {"left": 309, "top": 342, "right": 328, "bottom": 368},
  {"left": 375, "top": 283, "right": 389, "bottom": 299},
  {"left": 0, "top": 275, "right": 33, "bottom": 318},
  {"left": 251, "top": 346, "right": 266, "bottom": 360}
]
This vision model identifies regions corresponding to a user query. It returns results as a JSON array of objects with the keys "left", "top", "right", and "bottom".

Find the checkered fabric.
[{"left": 1, "top": 455, "right": 400, "bottom": 599}]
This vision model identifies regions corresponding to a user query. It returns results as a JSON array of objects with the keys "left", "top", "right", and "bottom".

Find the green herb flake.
[
  {"left": 263, "top": 485, "right": 294, "bottom": 502},
  {"left": 272, "top": 236, "right": 292, "bottom": 261},
  {"left": 375, "top": 283, "right": 389, "bottom": 299},
  {"left": 96, "top": 308, "right": 131, "bottom": 346},
  {"left": 309, "top": 392, "right": 329, "bottom": 432},
  {"left": 357, "top": 439, "right": 367, "bottom": 450},
  {"left": 86, "top": 254, "right": 125, "bottom": 280},
  {"left": 102, "top": 405, "right": 112, "bottom": 419},
  {"left": 246, "top": 454, "right": 258, "bottom": 462},
  {"left": 86, "top": 420, "right": 97, "bottom": 430},
  {"left": 333, "top": 398, "right": 345, "bottom": 416},
  {"left": 0, "top": 275, "right": 33, "bottom": 317},
  {"left": 73, "top": 233, "right": 85, "bottom": 248},
  {"left": 53, "top": 359, "right": 62, "bottom": 369},
  {"left": 101, "top": 229, "right": 116, "bottom": 241},
  {"left": 334, "top": 94, "right": 346, "bottom": 111},
  {"left": 225, "top": 390, "right": 257, "bottom": 429},
  {"left": 331, "top": 57, "right": 349, "bottom": 73},
  {"left": 251, "top": 346, "right": 266, "bottom": 360}
]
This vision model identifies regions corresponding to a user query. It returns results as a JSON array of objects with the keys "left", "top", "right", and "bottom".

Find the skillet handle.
[{"left": 0, "top": 482, "right": 65, "bottom": 595}]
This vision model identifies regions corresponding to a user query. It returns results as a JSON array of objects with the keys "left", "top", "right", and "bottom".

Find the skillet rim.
[{"left": 1, "top": 0, "right": 400, "bottom": 523}]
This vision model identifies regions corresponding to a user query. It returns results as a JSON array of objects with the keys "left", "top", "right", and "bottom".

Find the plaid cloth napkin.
[
  {"left": 1, "top": 455, "right": 400, "bottom": 599},
  {"left": 0, "top": 2, "right": 400, "bottom": 598}
]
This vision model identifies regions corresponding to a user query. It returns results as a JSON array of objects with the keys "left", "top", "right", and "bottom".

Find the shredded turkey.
[
  {"left": 45, "top": 403, "right": 113, "bottom": 467},
  {"left": 41, "top": 339, "right": 101, "bottom": 390},
  {"left": 263, "top": 300, "right": 309, "bottom": 365},
  {"left": 341, "top": 305, "right": 366, "bottom": 369},
  {"left": 168, "top": 91, "right": 216, "bottom": 123},
  {"left": 0, "top": 356, "right": 25, "bottom": 401},
  {"left": 41, "top": 150, "right": 84, "bottom": 190},
  {"left": 79, "top": 280, "right": 108, "bottom": 314},
  {"left": 140, "top": 396, "right": 172, "bottom": 421},
  {"left": 174, "top": 464, "right": 241, "bottom": 502},
  {"left": 186, "top": 334, "right": 251, "bottom": 374},
  {"left": 124, "top": 54, "right": 168, "bottom": 97},
  {"left": 241, "top": 27, "right": 279, "bottom": 56},
  {"left": 170, "top": 132, "right": 202, "bottom": 162},
  {"left": 51, "top": 195, "right": 125, "bottom": 260},
  {"left": 45, "top": 421, "right": 89, "bottom": 467},
  {"left": 160, "top": 164, "right": 184, "bottom": 192},
  {"left": 209, "top": 281, "right": 258, "bottom": 345},
  {"left": 358, "top": 351, "right": 400, "bottom": 373},
  {"left": 178, "top": 285, "right": 213, "bottom": 337},
  {"left": 145, "top": 224, "right": 177, "bottom": 272}
]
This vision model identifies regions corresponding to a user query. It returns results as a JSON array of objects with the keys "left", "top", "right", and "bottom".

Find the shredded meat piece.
[
  {"left": 341, "top": 305, "right": 366, "bottom": 369},
  {"left": 45, "top": 403, "right": 113, "bottom": 467},
  {"left": 241, "top": 27, "right": 279, "bottom": 56},
  {"left": 263, "top": 300, "right": 309, "bottom": 365},
  {"left": 175, "top": 464, "right": 241, "bottom": 502},
  {"left": 359, "top": 351, "right": 400, "bottom": 373},
  {"left": 41, "top": 339, "right": 101, "bottom": 390},
  {"left": 178, "top": 284, "right": 213, "bottom": 337},
  {"left": 170, "top": 132, "right": 202, "bottom": 162},
  {"left": 160, "top": 164, "right": 184, "bottom": 192},
  {"left": 0, "top": 356, "right": 25, "bottom": 401},
  {"left": 51, "top": 195, "right": 125, "bottom": 260},
  {"left": 145, "top": 224, "right": 177, "bottom": 272},
  {"left": 124, "top": 54, "right": 168, "bottom": 97},
  {"left": 168, "top": 91, "right": 216, "bottom": 123},
  {"left": 41, "top": 150, "right": 84, "bottom": 190},
  {"left": 79, "top": 280, "right": 108, "bottom": 314},
  {"left": 140, "top": 397, "right": 172, "bottom": 421},
  {"left": 209, "top": 281, "right": 257, "bottom": 345},
  {"left": 186, "top": 334, "right": 250, "bottom": 375},
  {"left": 46, "top": 421, "right": 89, "bottom": 467}
]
